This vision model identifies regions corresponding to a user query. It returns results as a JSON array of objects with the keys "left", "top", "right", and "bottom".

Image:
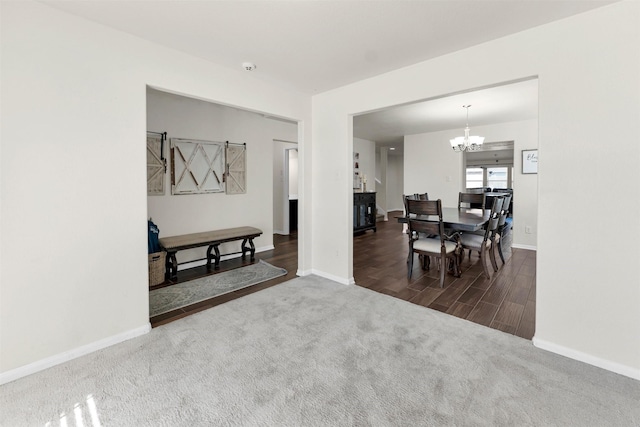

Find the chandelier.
[{"left": 450, "top": 105, "right": 484, "bottom": 152}]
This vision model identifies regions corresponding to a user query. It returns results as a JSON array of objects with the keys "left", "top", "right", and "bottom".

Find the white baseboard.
[
  {"left": 178, "top": 245, "right": 275, "bottom": 271},
  {"left": 511, "top": 243, "right": 537, "bottom": 251},
  {"left": 310, "top": 269, "right": 352, "bottom": 285},
  {"left": 532, "top": 337, "right": 640, "bottom": 380},
  {"left": 273, "top": 229, "right": 287, "bottom": 235},
  {"left": 0, "top": 323, "right": 151, "bottom": 385},
  {"left": 298, "top": 270, "right": 356, "bottom": 285}
]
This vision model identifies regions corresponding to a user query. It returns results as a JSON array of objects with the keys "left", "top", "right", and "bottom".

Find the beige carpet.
[{"left": 2, "top": 275, "right": 639, "bottom": 426}]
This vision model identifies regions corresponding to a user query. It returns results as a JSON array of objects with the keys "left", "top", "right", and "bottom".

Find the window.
[
  {"left": 466, "top": 166, "right": 514, "bottom": 189},
  {"left": 466, "top": 167, "right": 484, "bottom": 189},
  {"left": 487, "top": 167, "right": 508, "bottom": 189}
]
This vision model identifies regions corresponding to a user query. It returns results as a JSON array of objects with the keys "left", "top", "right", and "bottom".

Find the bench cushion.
[{"left": 160, "top": 226, "right": 262, "bottom": 251}]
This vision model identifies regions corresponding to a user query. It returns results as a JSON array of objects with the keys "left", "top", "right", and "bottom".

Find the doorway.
[
  {"left": 350, "top": 78, "right": 538, "bottom": 338},
  {"left": 286, "top": 148, "right": 299, "bottom": 233},
  {"left": 273, "top": 140, "right": 298, "bottom": 235}
]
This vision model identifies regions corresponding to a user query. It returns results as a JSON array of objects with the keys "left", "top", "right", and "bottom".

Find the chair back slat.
[
  {"left": 490, "top": 196, "right": 504, "bottom": 216},
  {"left": 459, "top": 192, "right": 486, "bottom": 210},
  {"left": 408, "top": 218, "right": 441, "bottom": 237},
  {"left": 479, "top": 196, "right": 503, "bottom": 239},
  {"left": 403, "top": 193, "right": 429, "bottom": 213},
  {"left": 498, "top": 194, "right": 512, "bottom": 227},
  {"left": 501, "top": 194, "right": 512, "bottom": 213},
  {"left": 406, "top": 199, "right": 444, "bottom": 239},
  {"left": 486, "top": 216, "right": 500, "bottom": 233},
  {"left": 465, "top": 188, "right": 485, "bottom": 194},
  {"left": 406, "top": 198, "right": 439, "bottom": 216}
]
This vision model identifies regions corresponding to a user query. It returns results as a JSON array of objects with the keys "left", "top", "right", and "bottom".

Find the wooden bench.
[{"left": 159, "top": 226, "right": 263, "bottom": 280}]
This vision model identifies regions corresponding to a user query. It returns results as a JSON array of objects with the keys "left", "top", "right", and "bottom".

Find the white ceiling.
[
  {"left": 353, "top": 78, "right": 539, "bottom": 153},
  {"left": 40, "top": 0, "right": 613, "bottom": 153},
  {"left": 42, "top": 0, "right": 614, "bottom": 95}
]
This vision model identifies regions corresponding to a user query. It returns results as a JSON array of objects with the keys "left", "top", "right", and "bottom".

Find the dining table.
[{"left": 397, "top": 207, "right": 491, "bottom": 232}]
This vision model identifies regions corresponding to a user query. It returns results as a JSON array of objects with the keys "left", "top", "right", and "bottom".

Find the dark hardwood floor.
[
  {"left": 354, "top": 211, "right": 535, "bottom": 340},
  {"left": 151, "top": 212, "right": 536, "bottom": 340}
]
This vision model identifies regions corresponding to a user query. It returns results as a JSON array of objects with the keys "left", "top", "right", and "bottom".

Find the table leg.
[
  {"left": 166, "top": 251, "right": 178, "bottom": 281},
  {"left": 241, "top": 238, "right": 256, "bottom": 260},
  {"left": 249, "top": 238, "right": 256, "bottom": 260},
  {"left": 213, "top": 244, "right": 221, "bottom": 269},
  {"left": 206, "top": 245, "right": 214, "bottom": 270},
  {"left": 241, "top": 238, "right": 249, "bottom": 259}
]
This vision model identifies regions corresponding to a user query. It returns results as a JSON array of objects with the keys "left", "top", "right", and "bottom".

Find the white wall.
[
  {"left": 404, "top": 131, "right": 463, "bottom": 206},
  {"left": 405, "top": 119, "right": 538, "bottom": 248},
  {"left": 0, "top": 1, "right": 310, "bottom": 379},
  {"left": 387, "top": 155, "right": 405, "bottom": 211},
  {"left": 353, "top": 137, "right": 375, "bottom": 191},
  {"left": 312, "top": 2, "right": 640, "bottom": 377},
  {"left": 147, "top": 89, "right": 297, "bottom": 264}
]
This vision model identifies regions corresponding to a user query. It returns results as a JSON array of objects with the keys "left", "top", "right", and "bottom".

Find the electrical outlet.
[{"left": 525, "top": 226, "right": 532, "bottom": 234}]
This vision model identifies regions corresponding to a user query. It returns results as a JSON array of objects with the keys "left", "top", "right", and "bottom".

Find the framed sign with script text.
[{"left": 522, "top": 149, "right": 538, "bottom": 174}]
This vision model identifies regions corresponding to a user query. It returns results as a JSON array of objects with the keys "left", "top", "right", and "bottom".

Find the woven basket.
[{"left": 148, "top": 252, "right": 166, "bottom": 287}]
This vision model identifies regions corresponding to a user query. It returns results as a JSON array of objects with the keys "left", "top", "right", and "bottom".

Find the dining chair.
[
  {"left": 458, "top": 192, "right": 486, "bottom": 210},
  {"left": 494, "top": 193, "right": 513, "bottom": 266},
  {"left": 492, "top": 188, "right": 513, "bottom": 214},
  {"left": 403, "top": 193, "right": 428, "bottom": 208},
  {"left": 403, "top": 194, "right": 433, "bottom": 241},
  {"left": 406, "top": 198, "right": 460, "bottom": 287},
  {"left": 465, "top": 188, "right": 485, "bottom": 194},
  {"left": 457, "top": 196, "right": 503, "bottom": 279}
]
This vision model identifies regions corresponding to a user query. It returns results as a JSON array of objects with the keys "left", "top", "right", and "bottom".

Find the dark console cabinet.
[{"left": 354, "top": 192, "right": 376, "bottom": 233}]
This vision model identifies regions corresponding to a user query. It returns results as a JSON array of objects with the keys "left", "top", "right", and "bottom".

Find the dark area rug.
[{"left": 149, "top": 260, "right": 287, "bottom": 316}]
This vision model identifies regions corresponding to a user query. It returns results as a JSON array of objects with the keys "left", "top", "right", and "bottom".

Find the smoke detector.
[{"left": 242, "top": 62, "right": 257, "bottom": 71}]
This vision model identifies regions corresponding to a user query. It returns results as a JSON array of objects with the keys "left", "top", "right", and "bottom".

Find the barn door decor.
[
  {"left": 170, "top": 138, "right": 225, "bottom": 195},
  {"left": 225, "top": 142, "right": 247, "bottom": 194},
  {"left": 147, "top": 131, "right": 166, "bottom": 196}
]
